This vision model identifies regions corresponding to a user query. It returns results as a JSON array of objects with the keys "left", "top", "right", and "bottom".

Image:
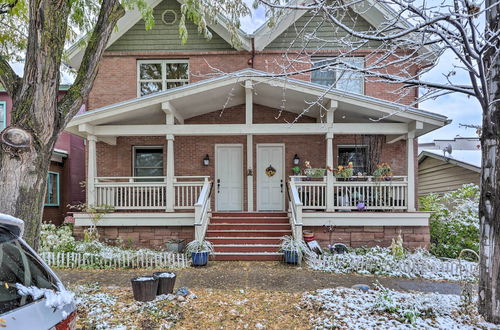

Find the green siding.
[
  {"left": 265, "top": 9, "right": 380, "bottom": 50},
  {"left": 107, "top": 0, "right": 234, "bottom": 52}
]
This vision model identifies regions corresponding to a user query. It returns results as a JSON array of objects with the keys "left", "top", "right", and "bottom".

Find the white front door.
[
  {"left": 257, "top": 144, "right": 284, "bottom": 211},
  {"left": 216, "top": 145, "right": 243, "bottom": 211}
]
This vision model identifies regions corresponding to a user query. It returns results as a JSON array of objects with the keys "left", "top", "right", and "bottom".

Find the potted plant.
[
  {"left": 186, "top": 239, "right": 214, "bottom": 266},
  {"left": 279, "top": 235, "right": 309, "bottom": 265},
  {"left": 165, "top": 239, "right": 186, "bottom": 253},
  {"left": 292, "top": 166, "right": 301, "bottom": 176},
  {"left": 333, "top": 162, "right": 354, "bottom": 180},
  {"left": 373, "top": 163, "right": 393, "bottom": 180},
  {"left": 153, "top": 272, "right": 177, "bottom": 295},
  {"left": 131, "top": 276, "right": 159, "bottom": 302},
  {"left": 303, "top": 161, "right": 327, "bottom": 178}
]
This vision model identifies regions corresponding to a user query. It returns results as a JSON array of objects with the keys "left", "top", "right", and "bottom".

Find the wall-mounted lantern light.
[
  {"left": 293, "top": 154, "right": 300, "bottom": 165},
  {"left": 203, "top": 154, "right": 210, "bottom": 166}
]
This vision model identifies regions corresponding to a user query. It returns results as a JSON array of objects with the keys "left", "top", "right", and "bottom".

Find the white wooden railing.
[
  {"left": 289, "top": 176, "right": 408, "bottom": 211},
  {"left": 94, "top": 176, "right": 209, "bottom": 211},
  {"left": 194, "top": 180, "right": 213, "bottom": 241},
  {"left": 287, "top": 181, "right": 303, "bottom": 239}
]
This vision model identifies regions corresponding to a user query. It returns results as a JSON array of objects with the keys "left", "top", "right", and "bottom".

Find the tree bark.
[
  {"left": 478, "top": 0, "right": 500, "bottom": 323},
  {"left": 0, "top": 0, "right": 124, "bottom": 249}
]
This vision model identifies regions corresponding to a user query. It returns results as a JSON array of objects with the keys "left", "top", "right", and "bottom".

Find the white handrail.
[
  {"left": 194, "top": 181, "right": 212, "bottom": 241},
  {"left": 287, "top": 181, "right": 303, "bottom": 239}
]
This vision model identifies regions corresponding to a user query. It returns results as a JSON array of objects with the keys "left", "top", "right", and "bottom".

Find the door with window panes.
[{"left": 137, "top": 60, "right": 189, "bottom": 97}]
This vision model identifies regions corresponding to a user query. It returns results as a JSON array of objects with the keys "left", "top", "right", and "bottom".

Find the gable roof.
[
  {"left": 66, "top": 68, "right": 449, "bottom": 136},
  {"left": 418, "top": 149, "right": 481, "bottom": 173},
  {"left": 67, "top": 0, "right": 440, "bottom": 69}
]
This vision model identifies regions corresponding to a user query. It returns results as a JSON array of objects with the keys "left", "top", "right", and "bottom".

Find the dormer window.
[
  {"left": 137, "top": 60, "right": 189, "bottom": 97},
  {"left": 311, "top": 57, "right": 364, "bottom": 94}
]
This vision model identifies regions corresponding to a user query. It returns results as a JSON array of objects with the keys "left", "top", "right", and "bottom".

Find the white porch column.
[
  {"left": 166, "top": 134, "right": 175, "bottom": 212},
  {"left": 325, "top": 100, "right": 337, "bottom": 212},
  {"left": 407, "top": 132, "right": 416, "bottom": 211},
  {"left": 247, "top": 134, "right": 254, "bottom": 211},
  {"left": 87, "top": 135, "right": 97, "bottom": 206}
]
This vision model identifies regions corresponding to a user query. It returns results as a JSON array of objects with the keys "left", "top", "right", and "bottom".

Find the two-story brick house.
[{"left": 65, "top": 0, "right": 450, "bottom": 260}]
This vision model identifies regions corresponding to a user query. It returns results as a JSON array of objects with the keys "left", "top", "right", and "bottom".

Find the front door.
[
  {"left": 216, "top": 145, "right": 243, "bottom": 211},
  {"left": 257, "top": 144, "right": 284, "bottom": 211}
]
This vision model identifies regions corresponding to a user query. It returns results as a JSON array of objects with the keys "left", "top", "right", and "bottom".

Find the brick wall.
[
  {"left": 304, "top": 225, "right": 430, "bottom": 249},
  {"left": 73, "top": 225, "right": 194, "bottom": 249}
]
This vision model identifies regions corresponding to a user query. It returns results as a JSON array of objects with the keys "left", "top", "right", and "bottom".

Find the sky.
[{"left": 9, "top": 1, "right": 482, "bottom": 143}]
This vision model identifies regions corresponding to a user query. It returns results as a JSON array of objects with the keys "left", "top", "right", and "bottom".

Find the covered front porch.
[{"left": 66, "top": 69, "right": 448, "bottom": 246}]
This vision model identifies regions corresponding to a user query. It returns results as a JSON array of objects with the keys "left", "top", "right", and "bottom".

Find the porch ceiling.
[{"left": 66, "top": 69, "right": 449, "bottom": 137}]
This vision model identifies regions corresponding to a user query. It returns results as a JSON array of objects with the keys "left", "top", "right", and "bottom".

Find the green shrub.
[{"left": 419, "top": 184, "right": 479, "bottom": 259}]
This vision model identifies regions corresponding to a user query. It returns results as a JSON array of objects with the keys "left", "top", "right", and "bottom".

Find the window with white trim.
[
  {"left": 133, "top": 147, "right": 164, "bottom": 180},
  {"left": 45, "top": 172, "right": 60, "bottom": 206},
  {"left": 0, "top": 101, "right": 6, "bottom": 130},
  {"left": 137, "top": 60, "right": 189, "bottom": 96},
  {"left": 311, "top": 57, "right": 365, "bottom": 94}
]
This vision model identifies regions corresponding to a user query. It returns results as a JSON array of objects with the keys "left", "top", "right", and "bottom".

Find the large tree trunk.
[{"left": 478, "top": 0, "right": 500, "bottom": 323}]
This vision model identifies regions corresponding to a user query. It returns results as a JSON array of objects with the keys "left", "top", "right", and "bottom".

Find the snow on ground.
[
  {"left": 301, "top": 286, "right": 496, "bottom": 329},
  {"left": 307, "top": 247, "right": 478, "bottom": 282}
]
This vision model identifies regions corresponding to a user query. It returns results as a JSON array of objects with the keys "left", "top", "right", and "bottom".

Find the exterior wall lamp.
[
  {"left": 203, "top": 154, "right": 210, "bottom": 166},
  {"left": 293, "top": 154, "right": 300, "bottom": 165}
]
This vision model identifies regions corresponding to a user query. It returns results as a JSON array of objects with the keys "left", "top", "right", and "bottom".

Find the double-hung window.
[
  {"left": 337, "top": 145, "right": 368, "bottom": 175},
  {"left": 133, "top": 147, "right": 164, "bottom": 181},
  {"left": 0, "top": 101, "right": 6, "bottom": 130},
  {"left": 137, "top": 60, "right": 189, "bottom": 96},
  {"left": 45, "top": 172, "right": 60, "bottom": 206},
  {"left": 311, "top": 57, "right": 365, "bottom": 94}
]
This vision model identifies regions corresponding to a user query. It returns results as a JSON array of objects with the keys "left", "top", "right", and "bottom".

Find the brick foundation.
[
  {"left": 73, "top": 226, "right": 195, "bottom": 250},
  {"left": 304, "top": 225, "right": 430, "bottom": 249}
]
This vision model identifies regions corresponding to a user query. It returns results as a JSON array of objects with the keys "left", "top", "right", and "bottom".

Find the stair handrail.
[
  {"left": 194, "top": 180, "right": 213, "bottom": 241},
  {"left": 287, "top": 181, "right": 303, "bottom": 239}
]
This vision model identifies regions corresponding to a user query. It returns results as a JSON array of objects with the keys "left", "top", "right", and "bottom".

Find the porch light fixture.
[
  {"left": 203, "top": 154, "right": 210, "bottom": 166},
  {"left": 293, "top": 154, "right": 300, "bottom": 165}
]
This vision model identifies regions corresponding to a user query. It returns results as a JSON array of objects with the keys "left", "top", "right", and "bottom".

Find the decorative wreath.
[{"left": 265, "top": 165, "right": 276, "bottom": 177}]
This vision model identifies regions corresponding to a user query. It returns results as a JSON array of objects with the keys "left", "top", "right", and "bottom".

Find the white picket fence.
[
  {"left": 40, "top": 251, "right": 189, "bottom": 269},
  {"left": 308, "top": 254, "right": 478, "bottom": 281}
]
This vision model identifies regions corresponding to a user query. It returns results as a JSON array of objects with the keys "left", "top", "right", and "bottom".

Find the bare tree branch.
[{"left": 0, "top": 56, "right": 20, "bottom": 97}]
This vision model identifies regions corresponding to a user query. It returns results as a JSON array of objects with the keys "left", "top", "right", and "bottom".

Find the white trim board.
[
  {"left": 74, "top": 212, "right": 195, "bottom": 226},
  {"left": 301, "top": 212, "right": 430, "bottom": 226}
]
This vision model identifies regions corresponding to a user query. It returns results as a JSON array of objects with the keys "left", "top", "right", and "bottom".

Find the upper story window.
[
  {"left": 137, "top": 60, "right": 189, "bottom": 97},
  {"left": 311, "top": 57, "right": 364, "bottom": 94},
  {"left": 338, "top": 145, "right": 368, "bottom": 175},
  {"left": 0, "top": 101, "right": 6, "bottom": 130}
]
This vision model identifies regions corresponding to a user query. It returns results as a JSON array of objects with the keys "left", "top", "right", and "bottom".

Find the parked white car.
[{"left": 0, "top": 213, "right": 76, "bottom": 329}]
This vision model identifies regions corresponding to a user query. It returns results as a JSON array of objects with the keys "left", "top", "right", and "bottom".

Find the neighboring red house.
[
  {"left": 64, "top": 0, "right": 450, "bottom": 259},
  {"left": 0, "top": 87, "right": 86, "bottom": 225}
]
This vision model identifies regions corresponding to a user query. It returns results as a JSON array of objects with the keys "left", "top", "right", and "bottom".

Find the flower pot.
[
  {"left": 191, "top": 251, "right": 209, "bottom": 266},
  {"left": 131, "top": 276, "right": 159, "bottom": 302},
  {"left": 302, "top": 230, "right": 315, "bottom": 242},
  {"left": 153, "top": 272, "right": 177, "bottom": 295},
  {"left": 166, "top": 240, "right": 185, "bottom": 253},
  {"left": 283, "top": 250, "right": 300, "bottom": 264}
]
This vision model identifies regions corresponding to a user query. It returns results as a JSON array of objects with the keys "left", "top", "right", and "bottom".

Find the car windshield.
[{"left": 0, "top": 227, "right": 59, "bottom": 314}]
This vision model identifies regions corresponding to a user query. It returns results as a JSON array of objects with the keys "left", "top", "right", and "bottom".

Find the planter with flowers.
[
  {"left": 303, "top": 161, "right": 326, "bottom": 178},
  {"left": 373, "top": 163, "right": 393, "bottom": 180},
  {"left": 333, "top": 162, "right": 354, "bottom": 181}
]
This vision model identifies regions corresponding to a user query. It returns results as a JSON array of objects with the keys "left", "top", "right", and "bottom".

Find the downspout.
[{"left": 248, "top": 37, "right": 255, "bottom": 68}]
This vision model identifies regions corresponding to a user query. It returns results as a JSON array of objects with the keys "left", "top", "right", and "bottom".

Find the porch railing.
[
  {"left": 94, "top": 176, "right": 209, "bottom": 210},
  {"left": 289, "top": 176, "right": 408, "bottom": 211},
  {"left": 194, "top": 180, "right": 213, "bottom": 241},
  {"left": 287, "top": 181, "right": 303, "bottom": 239}
]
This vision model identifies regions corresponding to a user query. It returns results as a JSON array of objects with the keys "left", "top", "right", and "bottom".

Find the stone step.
[
  {"left": 207, "top": 237, "right": 282, "bottom": 245},
  {"left": 206, "top": 230, "right": 292, "bottom": 237},
  {"left": 210, "top": 217, "right": 289, "bottom": 224},
  {"left": 212, "top": 252, "right": 283, "bottom": 261},
  {"left": 213, "top": 244, "right": 280, "bottom": 253},
  {"left": 208, "top": 223, "right": 291, "bottom": 230}
]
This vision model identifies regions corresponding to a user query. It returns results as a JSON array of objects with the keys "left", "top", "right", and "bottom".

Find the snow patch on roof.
[{"left": 421, "top": 149, "right": 481, "bottom": 168}]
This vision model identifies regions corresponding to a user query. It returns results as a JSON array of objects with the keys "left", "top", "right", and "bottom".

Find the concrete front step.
[
  {"left": 208, "top": 223, "right": 291, "bottom": 230},
  {"left": 212, "top": 212, "right": 287, "bottom": 218},
  {"left": 208, "top": 237, "right": 282, "bottom": 245},
  {"left": 212, "top": 252, "right": 283, "bottom": 261},
  {"left": 213, "top": 244, "right": 280, "bottom": 253},
  {"left": 206, "top": 230, "right": 292, "bottom": 237},
  {"left": 210, "top": 217, "right": 289, "bottom": 224}
]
